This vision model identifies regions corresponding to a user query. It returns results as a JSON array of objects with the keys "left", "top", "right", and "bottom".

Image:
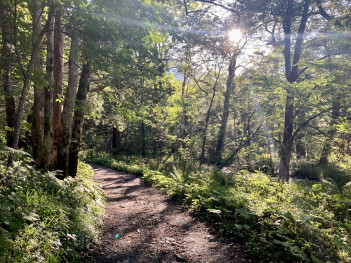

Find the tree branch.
[
  {"left": 218, "top": 121, "right": 263, "bottom": 169},
  {"left": 317, "top": 2, "right": 342, "bottom": 27},
  {"left": 292, "top": 107, "right": 332, "bottom": 139},
  {"left": 193, "top": 0, "right": 240, "bottom": 16}
]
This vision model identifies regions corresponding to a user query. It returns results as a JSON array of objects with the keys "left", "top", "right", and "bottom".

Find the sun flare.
[{"left": 228, "top": 28, "right": 242, "bottom": 43}]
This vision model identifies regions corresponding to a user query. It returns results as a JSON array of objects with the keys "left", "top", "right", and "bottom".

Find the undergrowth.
[
  {"left": 0, "top": 147, "right": 105, "bottom": 262},
  {"left": 87, "top": 155, "right": 351, "bottom": 263}
]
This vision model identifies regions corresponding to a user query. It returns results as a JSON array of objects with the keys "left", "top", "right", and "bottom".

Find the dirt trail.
[{"left": 87, "top": 164, "right": 247, "bottom": 263}]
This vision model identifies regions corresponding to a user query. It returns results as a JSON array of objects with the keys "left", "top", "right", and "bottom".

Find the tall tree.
[
  {"left": 43, "top": 5, "right": 55, "bottom": 169},
  {"left": 31, "top": 0, "right": 45, "bottom": 165},
  {"left": 212, "top": 37, "right": 244, "bottom": 164},
  {"left": 11, "top": 0, "right": 54, "bottom": 151},
  {"left": 53, "top": 9, "right": 65, "bottom": 167},
  {"left": 0, "top": 3, "right": 16, "bottom": 147},
  {"left": 57, "top": 36, "right": 79, "bottom": 177},
  {"left": 68, "top": 62, "right": 91, "bottom": 177}
]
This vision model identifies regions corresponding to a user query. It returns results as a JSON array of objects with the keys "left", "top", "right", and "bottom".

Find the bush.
[
  {"left": 0, "top": 148, "right": 105, "bottom": 262},
  {"left": 88, "top": 155, "right": 351, "bottom": 262}
]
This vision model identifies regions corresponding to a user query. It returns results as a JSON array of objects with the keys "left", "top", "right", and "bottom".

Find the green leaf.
[
  {"left": 22, "top": 210, "right": 39, "bottom": 222},
  {"left": 149, "top": 30, "right": 163, "bottom": 44}
]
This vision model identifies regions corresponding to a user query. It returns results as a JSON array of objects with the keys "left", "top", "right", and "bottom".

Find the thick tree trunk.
[
  {"left": 212, "top": 55, "right": 236, "bottom": 164},
  {"left": 10, "top": 2, "right": 54, "bottom": 151},
  {"left": 278, "top": 0, "right": 310, "bottom": 181},
  {"left": 0, "top": 14, "right": 16, "bottom": 147},
  {"left": 31, "top": 0, "right": 45, "bottom": 165},
  {"left": 2, "top": 65, "right": 16, "bottom": 147},
  {"left": 112, "top": 127, "right": 122, "bottom": 155},
  {"left": 279, "top": 95, "right": 294, "bottom": 181},
  {"left": 57, "top": 37, "right": 79, "bottom": 177},
  {"left": 68, "top": 62, "right": 91, "bottom": 177},
  {"left": 43, "top": 10, "right": 55, "bottom": 169},
  {"left": 53, "top": 10, "right": 65, "bottom": 168}
]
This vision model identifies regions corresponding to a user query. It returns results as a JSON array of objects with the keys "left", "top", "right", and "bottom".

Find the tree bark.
[
  {"left": 212, "top": 55, "right": 236, "bottom": 164},
  {"left": 11, "top": 1, "right": 54, "bottom": 151},
  {"left": 295, "top": 110, "right": 306, "bottom": 159},
  {"left": 43, "top": 8, "right": 55, "bottom": 169},
  {"left": 200, "top": 81, "right": 217, "bottom": 162},
  {"left": 181, "top": 72, "right": 188, "bottom": 142},
  {"left": 319, "top": 101, "right": 340, "bottom": 164},
  {"left": 31, "top": 0, "right": 45, "bottom": 166},
  {"left": 57, "top": 36, "right": 79, "bottom": 177},
  {"left": 0, "top": 8, "right": 16, "bottom": 147},
  {"left": 279, "top": 95, "right": 294, "bottom": 181},
  {"left": 68, "top": 62, "right": 91, "bottom": 177},
  {"left": 112, "top": 127, "right": 122, "bottom": 155},
  {"left": 278, "top": 0, "right": 311, "bottom": 180},
  {"left": 141, "top": 121, "right": 146, "bottom": 157},
  {"left": 53, "top": 9, "right": 65, "bottom": 168}
]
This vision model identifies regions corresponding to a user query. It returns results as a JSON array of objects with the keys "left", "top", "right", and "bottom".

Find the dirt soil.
[{"left": 86, "top": 164, "right": 250, "bottom": 263}]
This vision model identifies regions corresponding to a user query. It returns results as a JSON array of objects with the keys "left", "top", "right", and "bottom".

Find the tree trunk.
[
  {"left": 278, "top": 0, "right": 310, "bottom": 180},
  {"left": 2, "top": 63, "right": 16, "bottom": 147},
  {"left": 181, "top": 72, "right": 188, "bottom": 142},
  {"left": 279, "top": 95, "right": 294, "bottom": 181},
  {"left": 0, "top": 11, "right": 16, "bottom": 147},
  {"left": 141, "top": 121, "right": 146, "bottom": 157},
  {"left": 53, "top": 10, "right": 65, "bottom": 168},
  {"left": 295, "top": 110, "right": 306, "bottom": 159},
  {"left": 68, "top": 62, "right": 91, "bottom": 177},
  {"left": 11, "top": 1, "right": 54, "bottom": 151},
  {"left": 57, "top": 36, "right": 79, "bottom": 177},
  {"left": 200, "top": 83, "right": 216, "bottom": 162},
  {"left": 112, "top": 127, "right": 122, "bottom": 155},
  {"left": 212, "top": 55, "right": 236, "bottom": 164},
  {"left": 43, "top": 9, "right": 55, "bottom": 169},
  {"left": 31, "top": 0, "right": 45, "bottom": 165},
  {"left": 319, "top": 101, "right": 340, "bottom": 164}
]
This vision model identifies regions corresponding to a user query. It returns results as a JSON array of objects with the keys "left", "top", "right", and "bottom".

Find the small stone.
[
  {"left": 240, "top": 259, "right": 247, "bottom": 263},
  {"left": 162, "top": 247, "right": 173, "bottom": 254},
  {"left": 175, "top": 254, "right": 186, "bottom": 262},
  {"left": 122, "top": 260, "right": 130, "bottom": 263}
]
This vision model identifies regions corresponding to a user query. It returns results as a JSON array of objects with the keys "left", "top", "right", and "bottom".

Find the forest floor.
[{"left": 85, "top": 164, "right": 250, "bottom": 263}]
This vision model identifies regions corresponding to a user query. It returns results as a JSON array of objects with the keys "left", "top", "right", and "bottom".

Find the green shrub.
[
  {"left": 88, "top": 155, "right": 351, "bottom": 262},
  {"left": 0, "top": 150, "right": 105, "bottom": 262}
]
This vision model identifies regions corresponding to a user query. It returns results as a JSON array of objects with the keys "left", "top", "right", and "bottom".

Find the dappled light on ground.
[{"left": 86, "top": 165, "right": 246, "bottom": 263}]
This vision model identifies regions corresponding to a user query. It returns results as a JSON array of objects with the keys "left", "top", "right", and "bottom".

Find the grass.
[
  {"left": 86, "top": 155, "right": 351, "bottom": 263},
  {"left": 0, "top": 147, "right": 105, "bottom": 262}
]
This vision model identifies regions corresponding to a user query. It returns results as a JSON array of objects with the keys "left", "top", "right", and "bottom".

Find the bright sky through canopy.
[{"left": 228, "top": 28, "right": 242, "bottom": 43}]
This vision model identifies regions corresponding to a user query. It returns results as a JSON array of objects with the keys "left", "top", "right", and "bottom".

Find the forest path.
[{"left": 86, "top": 164, "right": 246, "bottom": 263}]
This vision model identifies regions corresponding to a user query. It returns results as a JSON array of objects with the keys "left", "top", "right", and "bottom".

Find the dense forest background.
[{"left": 1, "top": 0, "right": 351, "bottom": 262}]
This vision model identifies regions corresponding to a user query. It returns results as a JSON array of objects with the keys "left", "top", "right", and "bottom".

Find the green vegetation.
[
  {"left": 0, "top": 147, "right": 105, "bottom": 262},
  {"left": 1, "top": 0, "right": 350, "bottom": 262},
  {"left": 87, "top": 155, "right": 351, "bottom": 262}
]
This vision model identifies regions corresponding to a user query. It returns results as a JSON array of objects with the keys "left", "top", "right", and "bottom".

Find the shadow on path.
[{"left": 85, "top": 164, "right": 245, "bottom": 263}]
